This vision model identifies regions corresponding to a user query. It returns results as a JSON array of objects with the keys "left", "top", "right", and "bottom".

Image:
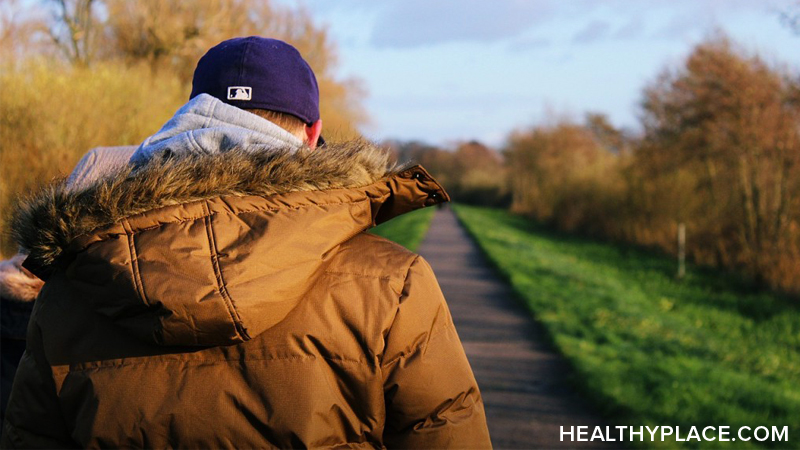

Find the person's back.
[{"left": 1, "top": 37, "right": 491, "bottom": 448}]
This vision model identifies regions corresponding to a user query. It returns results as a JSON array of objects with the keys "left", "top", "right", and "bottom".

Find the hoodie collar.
[{"left": 129, "top": 93, "right": 304, "bottom": 167}]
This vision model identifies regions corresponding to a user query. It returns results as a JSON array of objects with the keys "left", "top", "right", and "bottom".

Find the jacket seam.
[
  {"left": 379, "top": 255, "right": 419, "bottom": 369},
  {"left": 323, "top": 270, "right": 393, "bottom": 281},
  {"left": 379, "top": 255, "right": 453, "bottom": 369},
  {"left": 139, "top": 199, "right": 359, "bottom": 232},
  {"left": 54, "top": 354, "right": 374, "bottom": 373},
  {"left": 73, "top": 199, "right": 364, "bottom": 254},
  {"left": 122, "top": 218, "right": 149, "bottom": 307},
  {"left": 380, "top": 322, "right": 451, "bottom": 370},
  {"left": 391, "top": 388, "right": 483, "bottom": 435},
  {"left": 187, "top": 128, "right": 204, "bottom": 154},
  {"left": 202, "top": 201, "right": 250, "bottom": 341}
]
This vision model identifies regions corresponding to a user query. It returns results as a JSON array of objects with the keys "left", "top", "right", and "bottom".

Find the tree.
[
  {"left": 639, "top": 35, "right": 800, "bottom": 283},
  {"left": 585, "top": 112, "right": 627, "bottom": 154},
  {"left": 10, "top": 0, "right": 366, "bottom": 138},
  {"left": 504, "top": 119, "right": 619, "bottom": 231},
  {"left": 44, "top": 0, "right": 98, "bottom": 66},
  {"left": 101, "top": 0, "right": 365, "bottom": 138},
  {"left": 1, "top": 0, "right": 35, "bottom": 59},
  {"left": 384, "top": 139, "right": 508, "bottom": 206},
  {"left": 0, "top": 0, "right": 369, "bottom": 256}
]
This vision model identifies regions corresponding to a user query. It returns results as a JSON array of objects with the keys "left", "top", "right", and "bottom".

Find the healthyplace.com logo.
[{"left": 561, "top": 426, "right": 789, "bottom": 443}]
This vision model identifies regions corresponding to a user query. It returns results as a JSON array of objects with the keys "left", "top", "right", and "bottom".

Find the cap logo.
[{"left": 227, "top": 86, "right": 252, "bottom": 101}]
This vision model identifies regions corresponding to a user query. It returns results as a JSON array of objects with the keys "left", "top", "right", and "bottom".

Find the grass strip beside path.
[
  {"left": 453, "top": 204, "right": 800, "bottom": 449},
  {"left": 369, "top": 206, "right": 435, "bottom": 252}
]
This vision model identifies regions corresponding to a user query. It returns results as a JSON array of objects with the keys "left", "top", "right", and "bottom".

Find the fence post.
[{"left": 677, "top": 222, "right": 686, "bottom": 279}]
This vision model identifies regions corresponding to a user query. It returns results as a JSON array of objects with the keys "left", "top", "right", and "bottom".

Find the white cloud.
[
  {"left": 368, "top": 0, "right": 556, "bottom": 48},
  {"left": 507, "top": 36, "right": 552, "bottom": 52},
  {"left": 572, "top": 20, "right": 612, "bottom": 44}
]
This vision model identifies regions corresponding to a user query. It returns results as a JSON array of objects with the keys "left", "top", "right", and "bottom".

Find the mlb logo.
[{"left": 227, "top": 86, "right": 252, "bottom": 101}]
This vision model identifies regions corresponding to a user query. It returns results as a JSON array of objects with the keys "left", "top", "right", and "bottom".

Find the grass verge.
[
  {"left": 369, "top": 206, "right": 436, "bottom": 252},
  {"left": 453, "top": 204, "right": 799, "bottom": 449}
]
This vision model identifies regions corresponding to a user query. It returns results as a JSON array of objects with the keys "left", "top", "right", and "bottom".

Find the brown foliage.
[
  {"left": 388, "top": 140, "right": 509, "bottom": 206},
  {"left": 103, "top": 0, "right": 367, "bottom": 141},
  {"left": 505, "top": 118, "right": 623, "bottom": 235},
  {"left": 505, "top": 36, "right": 800, "bottom": 294},
  {"left": 0, "top": 0, "right": 367, "bottom": 256},
  {"left": 639, "top": 36, "right": 800, "bottom": 287}
]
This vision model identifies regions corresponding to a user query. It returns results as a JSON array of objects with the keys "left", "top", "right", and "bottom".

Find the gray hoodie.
[
  {"left": 67, "top": 94, "right": 304, "bottom": 191},
  {"left": 129, "top": 93, "right": 303, "bottom": 167}
]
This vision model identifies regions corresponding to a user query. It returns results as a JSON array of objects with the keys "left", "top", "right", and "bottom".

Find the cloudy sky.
[{"left": 278, "top": 0, "right": 798, "bottom": 146}]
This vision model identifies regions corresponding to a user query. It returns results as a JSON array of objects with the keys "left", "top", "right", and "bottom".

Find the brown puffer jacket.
[{"left": 1, "top": 142, "right": 491, "bottom": 449}]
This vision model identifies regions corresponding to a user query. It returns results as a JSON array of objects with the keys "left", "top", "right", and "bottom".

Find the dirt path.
[{"left": 417, "top": 207, "right": 610, "bottom": 449}]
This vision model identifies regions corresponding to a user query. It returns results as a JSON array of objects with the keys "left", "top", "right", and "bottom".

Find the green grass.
[
  {"left": 453, "top": 204, "right": 800, "bottom": 449},
  {"left": 369, "top": 207, "right": 436, "bottom": 252}
]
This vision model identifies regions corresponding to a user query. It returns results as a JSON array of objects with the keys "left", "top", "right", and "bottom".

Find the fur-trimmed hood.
[
  {"left": 13, "top": 141, "right": 403, "bottom": 273},
  {"left": 10, "top": 141, "right": 447, "bottom": 346}
]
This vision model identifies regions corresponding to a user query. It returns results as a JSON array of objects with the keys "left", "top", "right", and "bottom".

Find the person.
[
  {"left": 1, "top": 36, "right": 491, "bottom": 448},
  {"left": 0, "top": 255, "right": 42, "bottom": 427},
  {"left": 1, "top": 146, "right": 136, "bottom": 424}
]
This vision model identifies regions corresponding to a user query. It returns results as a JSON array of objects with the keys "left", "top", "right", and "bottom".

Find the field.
[
  {"left": 368, "top": 207, "right": 435, "bottom": 251},
  {"left": 453, "top": 204, "right": 800, "bottom": 448}
]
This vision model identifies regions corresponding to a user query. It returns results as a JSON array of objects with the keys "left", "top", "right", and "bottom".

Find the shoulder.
[{"left": 327, "top": 232, "right": 420, "bottom": 283}]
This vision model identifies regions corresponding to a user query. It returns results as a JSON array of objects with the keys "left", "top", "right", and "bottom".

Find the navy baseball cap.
[{"left": 190, "top": 36, "right": 320, "bottom": 125}]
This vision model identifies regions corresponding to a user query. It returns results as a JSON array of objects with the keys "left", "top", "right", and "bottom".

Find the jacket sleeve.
[
  {"left": 1, "top": 306, "right": 75, "bottom": 449},
  {"left": 381, "top": 256, "right": 492, "bottom": 449}
]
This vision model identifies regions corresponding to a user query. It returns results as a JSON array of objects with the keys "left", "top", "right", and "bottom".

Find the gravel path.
[{"left": 417, "top": 207, "right": 611, "bottom": 449}]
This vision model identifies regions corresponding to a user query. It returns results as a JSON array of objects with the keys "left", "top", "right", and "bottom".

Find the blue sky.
[{"left": 281, "top": 0, "right": 798, "bottom": 146}]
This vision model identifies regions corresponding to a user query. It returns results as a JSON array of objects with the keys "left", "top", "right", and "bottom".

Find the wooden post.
[{"left": 677, "top": 222, "right": 686, "bottom": 279}]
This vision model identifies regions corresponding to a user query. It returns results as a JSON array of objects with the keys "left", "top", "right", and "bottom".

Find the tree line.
[
  {"left": 1, "top": 3, "right": 798, "bottom": 295},
  {"left": 394, "top": 36, "right": 800, "bottom": 295}
]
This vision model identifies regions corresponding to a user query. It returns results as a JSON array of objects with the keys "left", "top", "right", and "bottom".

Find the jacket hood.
[
  {"left": 66, "top": 145, "right": 138, "bottom": 193},
  {"left": 11, "top": 141, "right": 448, "bottom": 346},
  {"left": 128, "top": 93, "right": 303, "bottom": 167}
]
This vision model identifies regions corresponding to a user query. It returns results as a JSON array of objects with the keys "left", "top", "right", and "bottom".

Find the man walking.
[{"left": 2, "top": 37, "right": 491, "bottom": 448}]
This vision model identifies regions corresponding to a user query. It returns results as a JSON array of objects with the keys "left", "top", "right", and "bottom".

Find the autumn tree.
[
  {"left": 585, "top": 112, "right": 628, "bottom": 154},
  {"left": 386, "top": 140, "right": 508, "bottom": 206},
  {"left": 14, "top": 0, "right": 366, "bottom": 139},
  {"left": 43, "top": 0, "right": 100, "bottom": 66},
  {"left": 505, "top": 119, "right": 622, "bottom": 233},
  {"left": 0, "top": 0, "right": 368, "bottom": 255},
  {"left": 639, "top": 35, "right": 800, "bottom": 285},
  {"left": 0, "top": 0, "right": 45, "bottom": 60},
  {"left": 103, "top": 0, "right": 366, "bottom": 139}
]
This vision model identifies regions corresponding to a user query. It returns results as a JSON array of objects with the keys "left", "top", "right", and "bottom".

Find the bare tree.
[{"left": 0, "top": 0, "right": 45, "bottom": 60}]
